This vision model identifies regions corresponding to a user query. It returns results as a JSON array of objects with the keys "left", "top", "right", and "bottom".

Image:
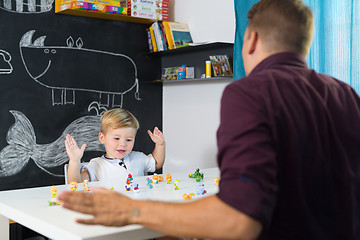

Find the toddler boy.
[{"left": 65, "top": 108, "right": 165, "bottom": 184}]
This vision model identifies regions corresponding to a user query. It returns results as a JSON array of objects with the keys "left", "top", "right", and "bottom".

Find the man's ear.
[
  {"left": 248, "top": 31, "right": 259, "bottom": 54},
  {"left": 99, "top": 132, "right": 105, "bottom": 144}
]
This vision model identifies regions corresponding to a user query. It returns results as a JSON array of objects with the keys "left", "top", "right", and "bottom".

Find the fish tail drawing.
[
  {"left": 0, "top": 111, "right": 64, "bottom": 177},
  {"left": 0, "top": 110, "right": 35, "bottom": 176},
  {"left": 0, "top": 110, "right": 105, "bottom": 178}
]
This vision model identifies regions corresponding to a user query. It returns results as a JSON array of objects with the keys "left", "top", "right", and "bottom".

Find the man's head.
[{"left": 242, "top": 0, "right": 313, "bottom": 75}]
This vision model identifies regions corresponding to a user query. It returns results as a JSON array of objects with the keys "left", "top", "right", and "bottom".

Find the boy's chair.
[{"left": 64, "top": 163, "right": 88, "bottom": 184}]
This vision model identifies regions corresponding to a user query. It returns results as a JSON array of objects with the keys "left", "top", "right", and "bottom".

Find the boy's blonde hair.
[{"left": 100, "top": 108, "right": 139, "bottom": 133}]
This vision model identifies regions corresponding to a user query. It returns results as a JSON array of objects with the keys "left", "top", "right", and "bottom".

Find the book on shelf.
[
  {"left": 151, "top": 21, "right": 164, "bottom": 51},
  {"left": 167, "top": 21, "right": 193, "bottom": 49},
  {"left": 157, "top": 22, "right": 167, "bottom": 50},
  {"left": 162, "top": 21, "right": 175, "bottom": 50},
  {"left": 146, "top": 28, "right": 153, "bottom": 52},
  {"left": 159, "top": 22, "right": 169, "bottom": 50},
  {"left": 149, "top": 25, "right": 158, "bottom": 52},
  {"left": 146, "top": 21, "right": 193, "bottom": 52}
]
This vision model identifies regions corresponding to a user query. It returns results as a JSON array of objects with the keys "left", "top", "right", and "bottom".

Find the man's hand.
[
  {"left": 58, "top": 188, "right": 134, "bottom": 226},
  {"left": 65, "top": 134, "right": 86, "bottom": 163},
  {"left": 59, "top": 188, "right": 262, "bottom": 239},
  {"left": 147, "top": 127, "right": 165, "bottom": 146}
]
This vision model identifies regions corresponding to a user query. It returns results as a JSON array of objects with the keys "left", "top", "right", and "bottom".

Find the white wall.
[
  {"left": 162, "top": 0, "right": 235, "bottom": 173},
  {"left": 169, "top": 0, "right": 235, "bottom": 43},
  {"left": 163, "top": 80, "right": 232, "bottom": 173}
]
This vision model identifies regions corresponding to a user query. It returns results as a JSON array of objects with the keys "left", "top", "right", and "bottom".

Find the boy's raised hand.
[
  {"left": 65, "top": 134, "right": 86, "bottom": 163},
  {"left": 147, "top": 127, "right": 165, "bottom": 146}
]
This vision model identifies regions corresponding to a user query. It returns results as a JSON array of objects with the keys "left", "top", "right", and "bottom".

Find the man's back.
[{"left": 217, "top": 52, "right": 360, "bottom": 239}]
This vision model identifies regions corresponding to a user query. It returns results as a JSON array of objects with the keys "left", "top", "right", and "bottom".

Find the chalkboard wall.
[{"left": 0, "top": 6, "right": 162, "bottom": 191}]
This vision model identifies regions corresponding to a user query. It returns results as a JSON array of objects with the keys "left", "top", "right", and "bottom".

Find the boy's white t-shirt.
[{"left": 83, "top": 151, "right": 156, "bottom": 182}]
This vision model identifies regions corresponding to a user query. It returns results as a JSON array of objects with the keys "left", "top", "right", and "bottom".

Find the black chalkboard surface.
[{"left": 0, "top": 5, "right": 162, "bottom": 191}]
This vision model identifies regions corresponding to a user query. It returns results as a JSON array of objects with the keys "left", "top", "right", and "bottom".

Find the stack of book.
[
  {"left": 126, "top": 0, "right": 169, "bottom": 21},
  {"left": 60, "top": 0, "right": 169, "bottom": 20},
  {"left": 60, "top": 0, "right": 127, "bottom": 14},
  {"left": 146, "top": 21, "right": 193, "bottom": 52}
]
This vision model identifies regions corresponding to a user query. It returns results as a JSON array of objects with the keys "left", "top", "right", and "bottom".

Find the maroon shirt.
[{"left": 216, "top": 52, "right": 360, "bottom": 240}]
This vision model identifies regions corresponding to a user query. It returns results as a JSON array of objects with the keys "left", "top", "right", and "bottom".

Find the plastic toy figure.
[
  {"left": 196, "top": 176, "right": 201, "bottom": 182},
  {"left": 124, "top": 174, "right": 134, "bottom": 192},
  {"left": 133, "top": 183, "right": 139, "bottom": 193},
  {"left": 83, "top": 180, "right": 90, "bottom": 192},
  {"left": 174, "top": 179, "right": 179, "bottom": 190},
  {"left": 125, "top": 184, "right": 131, "bottom": 192},
  {"left": 196, "top": 182, "right": 207, "bottom": 195},
  {"left": 126, "top": 179, "right": 131, "bottom": 185},
  {"left": 127, "top": 173, "right": 133, "bottom": 183},
  {"left": 182, "top": 192, "right": 195, "bottom": 200},
  {"left": 214, "top": 177, "right": 220, "bottom": 186},
  {"left": 146, "top": 178, "right": 153, "bottom": 189},
  {"left": 48, "top": 185, "right": 60, "bottom": 206},
  {"left": 152, "top": 173, "right": 159, "bottom": 184},
  {"left": 125, "top": 179, "right": 132, "bottom": 191},
  {"left": 166, "top": 173, "right": 172, "bottom": 184},
  {"left": 189, "top": 168, "right": 204, "bottom": 181},
  {"left": 158, "top": 175, "right": 163, "bottom": 182},
  {"left": 69, "top": 181, "right": 78, "bottom": 191}
]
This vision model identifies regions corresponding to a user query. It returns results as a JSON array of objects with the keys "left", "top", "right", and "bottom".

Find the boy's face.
[{"left": 99, "top": 127, "right": 137, "bottom": 160}]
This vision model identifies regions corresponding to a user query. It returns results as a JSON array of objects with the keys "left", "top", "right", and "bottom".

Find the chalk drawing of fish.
[
  {"left": 0, "top": 110, "right": 105, "bottom": 177},
  {"left": 19, "top": 30, "right": 140, "bottom": 107},
  {"left": 0, "top": 0, "right": 54, "bottom": 13},
  {"left": 0, "top": 49, "right": 13, "bottom": 74}
]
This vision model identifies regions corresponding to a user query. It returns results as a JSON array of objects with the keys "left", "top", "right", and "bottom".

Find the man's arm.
[
  {"left": 134, "top": 195, "right": 262, "bottom": 240},
  {"left": 59, "top": 189, "right": 262, "bottom": 240}
]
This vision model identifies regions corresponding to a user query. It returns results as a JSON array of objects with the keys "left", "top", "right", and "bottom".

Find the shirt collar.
[
  {"left": 101, "top": 154, "right": 129, "bottom": 163},
  {"left": 249, "top": 52, "right": 308, "bottom": 76},
  {"left": 101, "top": 154, "right": 121, "bottom": 164}
]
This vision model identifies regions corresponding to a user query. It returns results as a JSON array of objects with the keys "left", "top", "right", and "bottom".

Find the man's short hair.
[
  {"left": 247, "top": 0, "right": 313, "bottom": 56},
  {"left": 100, "top": 108, "right": 139, "bottom": 133}
]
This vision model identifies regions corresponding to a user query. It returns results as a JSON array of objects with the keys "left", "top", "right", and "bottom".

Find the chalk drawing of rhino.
[{"left": 19, "top": 30, "right": 140, "bottom": 107}]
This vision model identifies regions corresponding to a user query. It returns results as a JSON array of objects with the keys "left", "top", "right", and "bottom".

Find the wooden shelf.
[
  {"left": 146, "top": 42, "right": 234, "bottom": 56},
  {"left": 55, "top": 0, "right": 156, "bottom": 24}
]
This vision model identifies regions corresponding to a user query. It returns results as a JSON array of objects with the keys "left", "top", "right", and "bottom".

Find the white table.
[{"left": 0, "top": 167, "right": 220, "bottom": 240}]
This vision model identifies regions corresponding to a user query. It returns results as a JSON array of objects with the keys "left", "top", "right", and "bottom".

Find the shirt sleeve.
[
  {"left": 216, "top": 82, "right": 278, "bottom": 227},
  {"left": 81, "top": 159, "right": 98, "bottom": 182},
  {"left": 144, "top": 153, "right": 156, "bottom": 173}
]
